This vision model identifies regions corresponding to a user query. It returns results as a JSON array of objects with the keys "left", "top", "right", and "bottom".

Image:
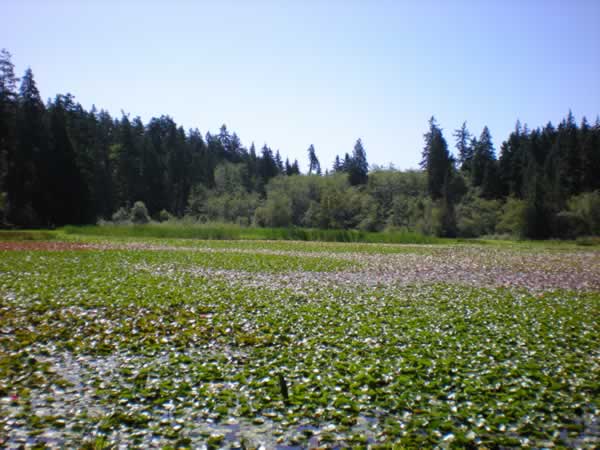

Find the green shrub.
[
  {"left": 575, "top": 236, "right": 600, "bottom": 246},
  {"left": 254, "top": 192, "right": 292, "bottom": 227},
  {"left": 456, "top": 196, "right": 501, "bottom": 237},
  {"left": 496, "top": 197, "right": 526, "bottom": 237},
  {"left": 158, "top": 209, "right": 173, "bottom": 222},
  {"left": 111, "top": 207, "right": 130, "bottom": 224},
  {"left": 130, "top": 201, "right": 150, "bottom": 224},
  {"left": 567, "top": 191, "right": 600, "bottom": 236}
]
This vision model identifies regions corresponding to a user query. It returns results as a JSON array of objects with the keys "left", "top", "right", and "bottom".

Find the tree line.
[{"left": 1, "top": 49, "right": 599, "bottom": 238}]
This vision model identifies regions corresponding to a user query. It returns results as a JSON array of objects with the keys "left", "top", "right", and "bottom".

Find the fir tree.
[
  {"left": 421, "top": 117, "right": 451, "bottom": 199},
  {"left": 348, "top": 139, "right": 368, "bottom": 185},
  {"left": 9, "top": 68, "right": 47, "bottom": 225},
  {"left": 332, "top": 155, "right": 342, "bottom": 172},
  {"left": 453, "top": 121, "right": 472, "bottom": 171},
  {"left": 307, "top": 144, "right": 321, "bottom": 175},
  {"left": 0, "top": 49, "right": 19, "bottom": 223}
]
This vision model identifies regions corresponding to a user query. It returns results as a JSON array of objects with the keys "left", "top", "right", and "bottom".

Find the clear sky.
[{"left": 2, "top": 0, "right": 599, "bottom": 171}]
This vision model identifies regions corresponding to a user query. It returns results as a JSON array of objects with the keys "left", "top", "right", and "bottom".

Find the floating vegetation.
[{"left": 0, "top": 240, "right": 599, "bottom": 448}]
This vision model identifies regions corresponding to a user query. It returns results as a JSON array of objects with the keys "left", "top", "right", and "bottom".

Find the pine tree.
[
  {"left": 581, "top": 117, "right": 600, "bottom": 191},
  {"left": 523, "top": 158, "right": 551, "bottom": 239},
  {"left": 275, "top": 150, "right": 284, "bottom": 173},
  {"left": 218, "top": 124, "right": 232, "bottom": 161},
  {"left": 475, "top": 127, "right": 501, "bottom": 198},
  {"left": 471, "top": 127, "right": 493, "bottom": 185},
  {"left": 348, "top": 139, "right": 368, "bottom": 185},
  {"left": 0, "top": 49, "right": 19, "bottom": 223},
  {"left": 499, "top": 121, "right": 527, "bottom": 198},
  {"left": 307, "top": 144, "right": 321, "bottom": 175},
  {"left": 259, "top": 144, "right": 279, "bottom": 187},
  {"left": 8, "top": 68, "right": 47, "bottom": 225},
  {"left": 332, "top": 155, "right": 342, "bottom": 172},
  {"left": 343, "top": 153, "right": 351, "bottom": 172},
  {"left": 167, "top": 125, "right": 189, "bottom": 216},
  {"left": 421, "top": 117, "right": 451, "bottom": 199},
  {"left": 453, "top": 121, "right": 473, "bottom": 171},
  {"left": 290, "top": 159, "right": 300, "bottom": 175},
  {"left": 46, "top": 96, "right": 88, "bottom": 225},
  {"left": 558, "top": 110, "right": 581, "bottom": 196},
  {"left": 91, "top": 109, "right": 115, "bottom": 219}
]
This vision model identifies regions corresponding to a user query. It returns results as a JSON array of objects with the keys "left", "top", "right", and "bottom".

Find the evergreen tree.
[
  {"left": 258, "top": 144, "right": 279, "bottom": 189},
  {"left": 8, "top": 68, "right": 47, "bottom": 225},
  {"left": 167, "top": 125, "right": 190, "bottom": 216},
  {"left": 218, "top": 124, "right": 232, "bottom": 161},
  {"left": 523, "top": 158, "right": 551, "bottom": 239},
  {"left": 275, "top": 150, "right": 284, "bottom": 173},
  {"left": 91, "top": 109, "right": 115, "bottom": 219},
  {"left": 245, "top": 142, "right": 260, "bottom": 189},
  {"left": 421, "top": 117, "right": 451, "bottom": 199},
  {"left": 46, "top": 96, "right": 88, "bottom": 225},
  {"left": 188, "top": 128, "right": 207, "bottom": 188},
  {"left": 558, "top": 110, "right": 581, "bottom": 196},
  {"left": 472, "top": 127, "right": 493, "bottom": 185},
  {"left": 332, "top": 155, "right": 342, "bottom": 172},
  {"left": 581, "top": 117, "right": 600, "bottom": 191},
  {"left": 284, "top": 158, "right": 292, "bottom": 175},
  {"left": 453, "top": 121, "right": 473, "bottom": 171},
  {"left": 343, "top": 153, "right": 351, "bottom": 172},
  {"left": 290, "top": 159, "right": 300, "bottom": 175},
  {"left": 145, "top": 117, "right": 170, "bottom": 213},
  {"left": 0, "top": 50, "right": 19, "bottom": 223},
  {"left": 348, "top": 139, "right": 368, "bottom": 185},
  {"left": 307, "top": 144, "right": 321, "bottom": 175},
  {"left": 112, "top": 114, "right": 139, "bottom": 207},
  {"left": 499, "top": 121, "right": 526, "bottom": 198}
]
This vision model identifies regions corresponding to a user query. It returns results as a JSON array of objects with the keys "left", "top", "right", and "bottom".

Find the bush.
[
  {"left": 558, "top": 191, "right": 600, "bottom": 237},
  {"left": 456, "top": 196, "right": 501, "bottom": 237},
  {"left": 158, "top": 209, "right": 173, "bottom": 222},
  {"left": 111, "top": 207, "right": 130, "bottom": 224},
  {"left": 429, "top": 199, "right": 457, "bottom": 238},
  {"left": 254, "top": 192, "right": 292, "bottom": 227},
  {"left": 496, "top": 197, "right": 526, "bottom": 237},
  {"left": 554, "top": 211, "right": 585, "bottom": 239},
  {"left": 575, "top": 236, "right": 600, "bottom": 246},
  {"left": 130, "top": 201, "right": 150, "bottom": 224}
]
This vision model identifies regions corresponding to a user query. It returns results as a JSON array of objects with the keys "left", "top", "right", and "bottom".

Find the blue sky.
[{"left": 2, "top": 0, "right": 599, "bottom": 171}]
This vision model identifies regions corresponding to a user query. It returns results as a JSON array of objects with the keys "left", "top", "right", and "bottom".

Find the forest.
[{"left": 1, "top": 49, "right": 599, "bottom": 239}]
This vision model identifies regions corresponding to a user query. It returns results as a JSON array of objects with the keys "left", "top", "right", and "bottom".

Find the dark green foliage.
[
  {"left": 130, "top": 201, "right": 150, "bottom": 224},
  {"left": 456, "top": 195, "right": 501, "bottom": 237},
  {"left": 0, "top": 49, "right": 18, "bottom": 225},
  {"left": 7, "top": 67, "right": 46, "bottom": 226},
  {"left": 453, "top": 121, "right": 473, "bottom": 171},
  {"left": 347, "top": 139, "right": 368, "bottom": 186},
  {"left": 421, "top": 117, "right": 452, "bottom": 200},
  {"left": 499, "top": 121, "right": 526, "bottom": 197},
  {"left": 581, "top": 117, "right": 600, "bottom": 192},
  {"left": 307, "top": 144, "right": 321, "bottom": 175},
  {"left": 332, "top": 155, "right": 343, "bottom": 172},
  {"left": 470, "top": 126, "right": 501, "bottom": 198},
  {"left": 45, "top": 96, "right": 89, "bottom": 226},
  {"left": 63, "top": 223, "right": 443, "bottom": 243},
  {"left": 523, "top": 163, "right": 552, "bottom": 239}
]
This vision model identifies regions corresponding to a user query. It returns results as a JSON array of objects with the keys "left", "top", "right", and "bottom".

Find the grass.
[
  {"left": 1, "top": 224, "right": 596, "bottom": 249},
  {"left": 1, "top": 240, "right": 598, "bottom": 448},
  {"left": 0, "top": 230, "right": 57, "bottom": 241},
  {"left": 61, "top": 223, "right": 446, "bottom": 244}
]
